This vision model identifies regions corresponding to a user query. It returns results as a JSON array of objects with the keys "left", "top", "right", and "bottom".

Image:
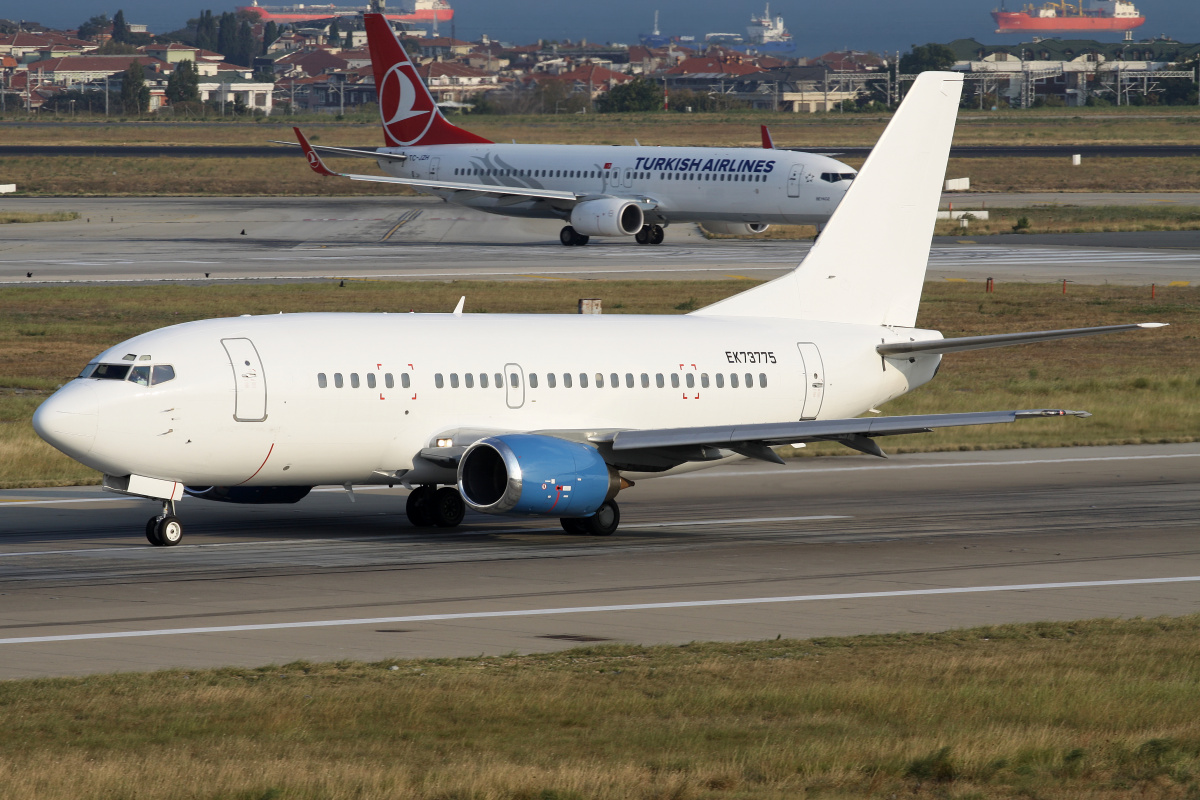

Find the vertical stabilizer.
[
  {"left": 694, "top": 71, "right": 963, "bottom": 327},
  {"left": 365, "top": 13, "right": 493, "bottom": 147}
]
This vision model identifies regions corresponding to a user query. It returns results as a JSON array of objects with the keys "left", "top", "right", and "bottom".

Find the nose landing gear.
[{"left": 145, "top": 500, "right": 183, "bottom": 546}]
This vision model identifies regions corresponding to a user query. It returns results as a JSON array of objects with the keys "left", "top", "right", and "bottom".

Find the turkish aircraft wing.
[
  {"left": 270, "top": 139, "right": 410, "bottom": 163},
  {"left": 590, "top": 409, "right": 1090, "bottom": 463},
  {"left": 292, "top": 127, "right": 581, "bottom": 203}
]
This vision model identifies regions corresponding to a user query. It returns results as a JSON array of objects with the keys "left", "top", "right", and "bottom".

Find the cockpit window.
[
  {"left": 93, "top": 364, "right": 131, "bottom": 381},
  {"left": 820, "top": 172, "right": 856, "bottom": 183},
  {"left": 78, "top": 363, "right": 99, "bottom": 379},
  {"left": 152, "top": 365, "right": 176, "bottom": 385},
  {"left": 128, "top": 366, "right": 151, "bottom": 386}
]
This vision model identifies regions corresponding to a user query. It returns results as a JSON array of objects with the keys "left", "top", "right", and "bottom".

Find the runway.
[
  {"left": 1, "top": 197, "right": 1197, "bottom": 286},
  {"left": 0, "top": 444, "right": 1197, "bottom": 679}
]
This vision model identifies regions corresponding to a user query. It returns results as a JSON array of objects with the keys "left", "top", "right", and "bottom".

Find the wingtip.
[{"left": 1138, "top": 322, "right": 1169, "bottom": 328}]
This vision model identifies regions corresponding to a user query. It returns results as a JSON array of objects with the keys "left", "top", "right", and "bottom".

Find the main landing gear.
[
  {"left": 559, "top": 499, "right": 620, "bottom": 537},
  {"left": 635, "top": 225, "right": 664, "bottom": 246},
  {"left": 406, "top": 485, "right": 466, "bottom": 528},
  {"left": 145, "top": 500, "right": 183, "bottom": 547},
  {"left": 560, "top": 226, "right": 590, "bottom": 247}
]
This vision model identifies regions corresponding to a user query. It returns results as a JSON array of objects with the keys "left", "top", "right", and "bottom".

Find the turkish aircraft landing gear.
[
  {"left": 145, "top": 500, "right": 183, "bottom": 547},
  {"left": 560, "top": 226, "right": 590, "bottom": 246},
  {"left": 635, "top": 225, "right": 664, "bottom": 245},
  {"left": 559, "top": 499, "right": 620, "bottom": 536},
  {"left": 406, "top": 485, "right": 465, "bottom": 528}
]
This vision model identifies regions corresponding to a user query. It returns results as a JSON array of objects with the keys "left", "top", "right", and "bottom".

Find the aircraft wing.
[
  {"left": 270, "top": 139, "right": 410, "bottom": 163},
  {"left": 291, "top": 127, "right": 581, "bottom": 203},
  {"left": 591, "top": 409, "right": 1089, "bottom": 463}
]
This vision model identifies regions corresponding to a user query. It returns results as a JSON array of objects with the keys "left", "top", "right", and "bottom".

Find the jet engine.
[
  {"left": 569, "top": 198, "right": 644, "bottom": 237},
  {"left": 184, "top": 486, "right": 313, "bottom": 504},
  {"left": 704, "top": 222, "right": 770, "bottom": 235},
  {"left": 458, "top": 434, "right": 620, "bottom": 517}
]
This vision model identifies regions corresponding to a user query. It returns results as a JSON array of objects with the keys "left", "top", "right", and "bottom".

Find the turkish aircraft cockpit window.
[{"left": 78, "top": 363, "right": 99, "bottom": 379}]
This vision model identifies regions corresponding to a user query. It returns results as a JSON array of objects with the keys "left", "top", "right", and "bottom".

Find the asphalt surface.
[
  {"left": 0, "top": 444, "right": 1197, "bottom": 679},
  {"left": 1, "top": 196, "right": 1197, "bottom": 286}
]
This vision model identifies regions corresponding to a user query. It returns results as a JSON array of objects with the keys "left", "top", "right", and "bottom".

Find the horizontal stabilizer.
[{"left": 878, "top": 323, "right": 1167, "bottom": 356}]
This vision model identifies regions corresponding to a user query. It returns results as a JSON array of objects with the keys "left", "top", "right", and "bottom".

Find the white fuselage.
[
  {"left": 377, "top": 143, "right": 855, "bottom": 226},
  {"left": 35, "top": 312, "right": 940, "bottom": 490}
]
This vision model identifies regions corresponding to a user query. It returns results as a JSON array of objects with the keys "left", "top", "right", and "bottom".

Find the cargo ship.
[
  {"left": 238, "top": 0, "right": 452, "bottom": 25},
  {"left": 991, "top": 0, "right": 1144, "bottom": 34}
]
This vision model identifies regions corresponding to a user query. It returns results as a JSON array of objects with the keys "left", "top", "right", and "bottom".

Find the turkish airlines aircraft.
[
  {"left": 35, "top": 72, "right": 1161, "bottom": 546},
  {"left": 284, "top": 13, "right": 858, "bottom": 246}
]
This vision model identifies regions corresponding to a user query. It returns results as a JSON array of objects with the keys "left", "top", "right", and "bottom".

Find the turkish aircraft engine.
[
  {"left": 458, "top": 434, "right": 620, "bottom": 517},
  {"left": 568, "top": 198, "right": 644, "bottom": 237}
]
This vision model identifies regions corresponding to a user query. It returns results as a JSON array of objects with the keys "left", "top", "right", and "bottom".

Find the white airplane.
[
  {"left": 35, "top": 71, "right": 1162, "bottom": 546},
  {"left": 283, "top": 12, "right": 858, "bottom": 247}
]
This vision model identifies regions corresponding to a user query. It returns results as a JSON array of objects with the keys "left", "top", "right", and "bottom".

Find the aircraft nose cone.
[{"left": 33, "top": 381, "right": 98, "bottom": 456}]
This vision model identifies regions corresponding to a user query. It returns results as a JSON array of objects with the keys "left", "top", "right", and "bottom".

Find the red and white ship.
[
  {"left": 238, "top": 0, "right": 452, "bottom": 25},
  {"left": 991, "top": 0, "right": 1145, "bottom": 34}
]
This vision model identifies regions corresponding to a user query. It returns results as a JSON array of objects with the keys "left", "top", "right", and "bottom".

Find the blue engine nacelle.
[
  {"left": 457, "top": 434, "right": 619, "bottom": 517},
  {"left": 184, "top": 486, "right": 312, "bottom": 504}
]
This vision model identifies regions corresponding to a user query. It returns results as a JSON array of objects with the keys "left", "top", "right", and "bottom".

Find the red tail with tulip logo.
[{"left": 365, "top": 13, "right": 493, "bottom": 147}]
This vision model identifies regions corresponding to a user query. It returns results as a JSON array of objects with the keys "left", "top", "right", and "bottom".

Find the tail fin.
[
  {"left": 694, "top": 72, "right": 963, "bottom": 327},
  {"left": 365, "top": 13, "right": 492, "bottom": 147}
]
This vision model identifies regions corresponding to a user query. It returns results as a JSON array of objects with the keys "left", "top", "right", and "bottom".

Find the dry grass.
[
  {"left": 0, "top": 616, "right": 1198, "bottom": 799},
  {"left": 4, "top": 107, "right": 1200, "bottom": 147},
  {"left": 1, "top": 280, "right": 1194, "bottom": 487},
  {"left": 0, "top": 211, "right": 79, "bottom": 224}
]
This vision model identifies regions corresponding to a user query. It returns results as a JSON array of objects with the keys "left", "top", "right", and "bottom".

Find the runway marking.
[
  {"left": 2, "top": 576, "right": 1196, "bottom": 645},
  {"left": 675, "top": 451, "right": 1200, "bottom": 479},
  {"left": 627, "top": 515, "right": 849, "bottom": 529},
  {"left": 0, "top": 496, "right": 135, "bottom": 507}
]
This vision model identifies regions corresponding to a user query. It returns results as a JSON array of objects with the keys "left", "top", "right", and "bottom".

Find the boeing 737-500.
[
  {"left": 35, "top": 71, "right": 1162, "bottom": 546},
  {"left": 282, "top": 13, "right": 857, "bottom": 246}
]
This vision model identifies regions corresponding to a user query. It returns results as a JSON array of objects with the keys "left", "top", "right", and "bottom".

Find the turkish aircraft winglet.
[
  {"left": 36, "top": 70, "right": 1163, "bottom": 546},
  {"left": 277, "top": 12, "right": 859, "bottom": 247}
]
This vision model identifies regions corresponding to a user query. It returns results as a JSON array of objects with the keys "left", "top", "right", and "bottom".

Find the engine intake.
[
  {"left": 184, "top": 486, "right": 312, "bottom": 504},
  {"left": 704, "top": 221, "right": 770, "bottom": 236},
  {"left": 458, "top": 434, "right": 619, "bottom": 517},
  {"left": 569, "top": 198, "right": 644, "bottom": 237}
]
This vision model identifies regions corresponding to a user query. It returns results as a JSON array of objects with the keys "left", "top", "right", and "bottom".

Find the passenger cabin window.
[
  {"left": 685, "top": 373, "right": 695, "bottom": 389},
  {"left": 655, "top": 373, "right": 664, "bottom": 388},
  {"left": 745, "top": 373, "right": 753, "bottom": 388},
  {"left": 701, "top": 374, "right": 710, "bottom": 388},
  {"left": 367, "top": 374, "right": 377, "bottom": 389},
  {"left": 509, "top": 372, "right": 519, "bottom": 388},
  {"left": 625, "top": 373, "right": 634, "bottom": 388},
  {"left": 351, "top": 373, "right": 360, "bottom": 389},
  {"left": 563, "top": 373, "right": 573, "bottom": 388},
  {"left": 479, "top": 373, "right": 488, "bottom": 388},
  {"left": 495, "top": 373, "right": 503, "bottom": 388},
  {"left": 547, "top": 373, "right": 556, "bottom": 388},
  {"left": 465, "top": 373, "right": 474, "bottom": 388},
  {"left": 611, "top": 373, "right": 620, "bottom": 389},
  {"left": 730, "top": 373, "right": 739, "bottom": 388},
  {"left": 759, "top": 373, "right": 768, "bottom": 387},
  {"left": 595, "top": 373, "right": 604, "bottom": 388},
  {"left": 450, "top": 373, "right": 459, "bottom": 388},
  {"left": 716, "top": 373, "right": 725, "bottom": 388},
  {"left": 579, "top": 373, "right": 589, "bottom": 388},
  {"left": 529, "top": 373, "right": 538, "bottom": 388},
  {"left": 670, "top": 374, "right": 680, "bottom": 389},
  {"left": 434, "top": 374, "right": 444, "bottom": 389},
  {"left": 640, "top": 373, "right": 649, "bottom": 388},
  {"left": 385, "top": 373, "right": 395, "bottom": 389},
  {"left": 334, "top": 373, "right": 344, "bottom": 388},
  {"left": 318, "top": 373, "right": 328, "bottom": 388}
]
